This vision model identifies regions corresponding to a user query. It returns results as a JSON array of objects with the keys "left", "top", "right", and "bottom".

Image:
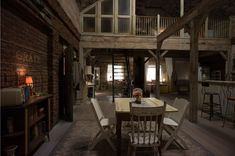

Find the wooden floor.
[
  {"left": 182, "top": 116, "right": 235, "bottom": 156},
  {"left": 36, "top": 91, "right": 235, "bottom": 156},
  {"left": 161, "top": 93, "right": 235, "bottom": 156}
]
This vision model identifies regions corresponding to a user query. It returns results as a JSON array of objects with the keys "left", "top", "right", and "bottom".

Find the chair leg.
[
  {"left": 153, "top": 146, "right": 157, "bottom": 156},
  {"left": 174, "top": 136, "right": 187, "bottom": 149},
  {"left": 127, "top": 144, "right": 132, "bottom": 156},
  {"left": 158, "top": 146, "right": 162, "bottom": 156},
  {"left": 153, "top": 146, "right": 161, "bottom": 156},
  {"left": 218, "top": 95, "right": 222, "bottom": 120},
  {"left": 222, "top": 100, "right": 229, "bottom": 127},
  {"left": 163, "top": 136, "right": 174, "bottom": 151},
  {"left": 88, "top": 131, "right": 102, "bottom": 150},
  {"left": 132, "top": 146, "right": 136, "bottom": 156},
  {"left": 104, "top": 135, "right": 116, "bottom": 151},
  {"left": 178, "top": 136, "right": 187, "bottom": 149},
  {"left": 201, "top": 94, "right": 206, "bottom": 117}
]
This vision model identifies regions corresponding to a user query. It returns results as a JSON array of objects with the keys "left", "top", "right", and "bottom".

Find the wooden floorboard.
[
  {"left": 36, "top": 92, "right": 235, "bottom": 156},
  {"left": 182, "top": 118, "right": 235, "bottom": 156}
]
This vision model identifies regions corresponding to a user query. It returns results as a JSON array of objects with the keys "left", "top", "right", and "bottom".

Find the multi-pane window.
[
  {"left": 81, "top": 0, "right": 132, "bottom": 34},
  {"left": 107, "top": 64, "right": 124, "bottom": 81}
]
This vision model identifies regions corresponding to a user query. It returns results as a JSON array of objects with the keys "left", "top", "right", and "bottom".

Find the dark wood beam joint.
[{"left": 144, "top": 57, "right": 151, "bottom": 64}]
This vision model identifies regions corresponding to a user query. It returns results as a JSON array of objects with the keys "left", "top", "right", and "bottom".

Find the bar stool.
[
  {"left": 222, "top": 96, "right": 235, "bottom": 126},
  {"left": 201, "top": 82, "right": 222, "bottom": 120}
]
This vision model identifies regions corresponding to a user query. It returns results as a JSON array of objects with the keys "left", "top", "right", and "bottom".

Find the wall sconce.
[
  {"left": 16, "top": 68, "right": 27, "bottom": 86},
  {"left": 16, "top": 68, "right": 27, "bottom": 76}
]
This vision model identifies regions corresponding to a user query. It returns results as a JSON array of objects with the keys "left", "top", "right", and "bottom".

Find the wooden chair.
[
  {"left": 163, "top": 98, "right": 189, "bottom": 151},
  {"left": 128, "top": 101, "right": 166, "bottom": 156},
  {"left": 89, "top": 98, "right": 116, "bottom": 151}
]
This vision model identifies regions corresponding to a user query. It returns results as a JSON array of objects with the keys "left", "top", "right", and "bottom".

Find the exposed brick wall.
[
  {"left": 1, "top": 8, "right": 49, "bottom": 94},
  {"left": 1, "top": 0, "right": 80, "bottom": 126}
]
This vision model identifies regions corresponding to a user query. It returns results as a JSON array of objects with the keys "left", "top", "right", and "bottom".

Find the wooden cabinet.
[{"left": 1, "top": 95, "right": 52, "bottom": 156}]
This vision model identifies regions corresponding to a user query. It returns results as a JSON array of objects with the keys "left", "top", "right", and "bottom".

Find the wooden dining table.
[{"left": 115, "top": 97, "right": 178, "bottom": 156}]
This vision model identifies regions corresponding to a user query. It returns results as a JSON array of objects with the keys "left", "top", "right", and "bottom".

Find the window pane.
[
  {"left": 147, "top": 67, "right": 156, "bottom": 81},
  {"left": 101, "top": 18, "right": 112, "bottom": 33},
  {"left": 83, "top": 17, "right": 95, "bottom": 32},
  {"left": 118, "top": 0, "right": 130, "bottom": 15},
  {"left": 118, "top": 18, "right": 130, "bottom": 33},
  {"left": 101, "top": 0, "right": 113, "bottom": 15},
  {"left": 146, "top": 65, "right": 163, "bottom": 82},
  {"left": 84, "top": 7, "right": 96, "bottom": 14},
  {"left": 107, "top": 64, "right": 124, "bottom": 81}
]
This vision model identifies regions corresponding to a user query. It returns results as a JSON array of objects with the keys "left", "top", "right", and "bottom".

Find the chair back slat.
[
  {"left": 91, "top": 98, "right": 104, "bottom": 122},
  {"left": 168, "top": 98, "right": 189, "bottom": 124},
  {"left": 129, "top": 101, "right": 166, "bottom": 145}
]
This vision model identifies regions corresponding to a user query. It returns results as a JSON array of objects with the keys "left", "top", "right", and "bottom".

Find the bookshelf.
[{"left": 1, "top": 95, "right": 52, "bottom": 156}]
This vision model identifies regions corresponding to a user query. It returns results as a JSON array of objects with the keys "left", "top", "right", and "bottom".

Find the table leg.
[{"left": 116, "top": 116, "right": 122, "bottom": 156}]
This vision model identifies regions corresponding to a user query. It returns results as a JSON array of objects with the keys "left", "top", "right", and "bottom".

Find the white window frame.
[{"left": 80, "top": 0, "right": 135, "bottom": 34}]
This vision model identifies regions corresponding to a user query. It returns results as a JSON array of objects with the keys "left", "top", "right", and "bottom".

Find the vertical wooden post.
[
  {"left": 180, "top": 0, "right": 184, "bottom": 37},
  {"left": 188, "top": 15, "right": 207, "bottom": 123},
  {"left": 155, "top": 42, "right": 162, "bottom": 98},
  {"left": 189, "top": 19, "right": 199, "bottom": 123},
  {"left": 65, "top": 45, "right": 74, "bottom": 121},
  {"left": 79, "top": 46, "right": 86, "bottom": 102}
]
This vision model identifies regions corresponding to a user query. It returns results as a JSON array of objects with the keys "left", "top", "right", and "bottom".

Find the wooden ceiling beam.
[
  {"left": 160, "top": 50, "right": 168, "bottom": 58},
  {"left": 219, "top": 51, "right": 227, "bottom": 60},
  {"left": 157, "top": 0, "right": 227, "bottom": 43},
  {"left": 148, "top": 50, "right": 158, "bottom": 61}
]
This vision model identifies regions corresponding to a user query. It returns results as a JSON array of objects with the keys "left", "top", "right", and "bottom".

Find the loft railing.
[
  {"left": 135, "top": 15, "right": 230, "bottom": 38},
  {"left": 208, "top": 18, "right": 230, "bottom": 38}
]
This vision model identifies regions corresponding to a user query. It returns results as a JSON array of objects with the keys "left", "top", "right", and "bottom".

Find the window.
[
  {"left": 118, "top": 0, "right": 130, "bottom": 15},
  {"left": 146, "top": 65, "right": 163, "bottom": 82},
  {"left": 83, "top": 17, "right": 95, "bottom": 32},
  {"left": 81, "top": 0, "right": 132, "bottom": 34},
  {"left": 118, "top": 18, "right": 130, "bottom": 33},
  {"left": 101, "top": 18, "right": 113, "bottom": 32},
  {"left": 107, "top": 64, "right": 124, "bottom": 81},
  {"left": 101, "top": 0, "right": 113, "bottom": 15}
]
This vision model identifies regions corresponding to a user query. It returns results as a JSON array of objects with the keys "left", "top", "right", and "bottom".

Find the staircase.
[{"left": 111, "top": 53, "right": 132, "bottom": 101}]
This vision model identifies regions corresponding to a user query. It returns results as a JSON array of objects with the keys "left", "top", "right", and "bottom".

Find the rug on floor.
[{"left": 51, "top": 100, "right": 213, "bottom": 156}]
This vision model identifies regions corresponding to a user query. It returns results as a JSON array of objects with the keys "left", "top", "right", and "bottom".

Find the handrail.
[{"left": 135, "top": 16, "right": 229, "bottom": 38}]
